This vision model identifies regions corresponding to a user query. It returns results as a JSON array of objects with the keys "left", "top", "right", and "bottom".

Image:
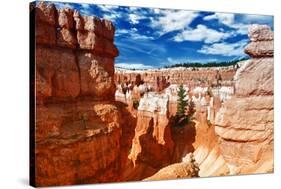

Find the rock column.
[{"left": 215, "top": 24, "right": 274, "bottom": 174}]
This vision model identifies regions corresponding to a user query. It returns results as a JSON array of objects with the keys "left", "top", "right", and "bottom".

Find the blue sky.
[{"left": 49, "top": 1, "right": 273, "bottom": 69}]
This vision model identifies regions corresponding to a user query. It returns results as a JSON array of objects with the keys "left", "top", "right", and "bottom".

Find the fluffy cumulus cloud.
[
  {"left": 150, "top": 9, "right": 199, "bottom": 34},
  {"left": 115, "top": 63, "right": 154, "bottom": 69},
  {"left": 203, "top": 13, "right": 249, "bottom": 35},
  {"left": 98, "top": 4, "right": 118, "bottom": 12},
  {"left": 128, "top": 13, "right": 144, "bottom": 24},
  {"left": 202, "top": 12, "right": 273, "bottom": 36},
  {"left": 173, "top": 24, "right": 233, "bottom": 43},
  {"left": 198, "top": 39, "right": 248, "bottom": 56},
  {"left": 204, "top": 13, "right": 235, "bottom": 26}
]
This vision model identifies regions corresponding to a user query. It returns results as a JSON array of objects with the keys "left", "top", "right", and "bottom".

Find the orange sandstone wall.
[
  {"left": 115, "top": 68, "right": 236, "bottom": 88},
  {"left": 32, "top": 2, "right": 135, "bottom": 187}
]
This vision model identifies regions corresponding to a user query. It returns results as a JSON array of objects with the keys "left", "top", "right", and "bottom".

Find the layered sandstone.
[
  {"left": 116, "top": 67, "right": 236, "bottom": 92},
  {"left": 215, "top": 24, "right": 274, "bottom": 174},
  {"left": 33, "top": 2, "right": 126, "bottom": 186}
]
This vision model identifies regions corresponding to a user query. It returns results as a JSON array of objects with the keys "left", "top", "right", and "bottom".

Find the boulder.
[
  {"left": 248, "top": 24, "right": 273, "bottom": 42},
  {"left": 234, "top": 58, "right": 273, "bottom": 97},
  {"left": 215, "top": 96, "right": 273, "bottom": 141},
  {"left": 144, "top": 161, "right": 199, "bottom": 181},
  {"left": 244, "top": 41, "right": 273, "bottom": 57}
]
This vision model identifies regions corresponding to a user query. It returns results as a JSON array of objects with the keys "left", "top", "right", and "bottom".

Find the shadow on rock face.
[{"left": 171, "top": 121, "right": 196, "bottom": 163}]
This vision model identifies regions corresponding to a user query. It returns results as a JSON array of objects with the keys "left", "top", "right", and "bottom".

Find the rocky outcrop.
[
  {"left": 129, "top": 93, "right": 174, "bottom": 172},
  {"left": 192, "top": 121, "right": 229, "bottom": 177},
  {"left": 36, "top": 102, "right": 122, "bottom": 185},
  {"left": 144, "top": 154, "right": 199, "bottom": 181},
  {"left": 245, "top": 24, "right": 274, "bottom": 57},
  {"left": 215, "top": 24, "right": 274, "bottom": 174},
  {"left": 33, "top": 2, "right": 128, "bottom": 187},
  {"left": 35, "top": 2, "right": 118, "bottom": 104}
]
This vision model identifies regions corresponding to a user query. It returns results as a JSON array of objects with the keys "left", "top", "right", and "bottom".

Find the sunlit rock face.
[
  {"left": 34, "top": 2, "right": 132, "bottom": 186},
  {"left": 215, "top": 24, "right": 274, "bottom": 174},
  {"left": 144, "top": 153, "right": 199, "bottom": 181}
]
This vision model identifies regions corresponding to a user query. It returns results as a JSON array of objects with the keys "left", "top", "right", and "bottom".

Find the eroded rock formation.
[
  {"left": 215, "top": 24, "right": 274, "bottom": 174},
  {"left": 115, "top": 67, "right": 236, "bottom": 91},
  {"left": 128, "top": 93, "right": 174, "bottom": 173},
  {"left": 33, "top": 2, "right": 133, "bottom": 186}
]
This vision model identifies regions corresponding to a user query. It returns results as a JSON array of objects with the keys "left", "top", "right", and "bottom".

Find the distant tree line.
[{"left": 164, "top": 57, "right": 249, "bottom": 69}]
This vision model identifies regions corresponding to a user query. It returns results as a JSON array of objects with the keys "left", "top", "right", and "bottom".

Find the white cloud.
[
  {"left": 204, "top": 13, "right": 235, "bottom": 26},
  {"left": 97, "top": 4, "right": 121, "bottom": 21},
  {"left": 115, "top": 28, "right": 154, "bottom": 40},
  {"left": 203, "top": 13, "right": 250, "bottom": 35},
  {"left": 115, "top": 63, "right": 154, "bottom": 69},
  {"left": 151, "top": 10, "right": 199, "bottom": 34},
  {"left": 198, "top": 39, "right": 248, "bottom": 56},
  {"left": 128, "top": 13, "right": 144, "bottom": 24},
  {"left": 233, "top": 23, "right": 249, "bottom": 35},
  {"left": 54, "top": 2, "right": 75, "bottom": 10},
  {"left": 174, "top": 24, "right": 232, "bottom": 43},
  {"left": 98, "top": 4, "right": 118, "bottom": 12},
  {"left": 115, "top": 29, "right": 129, "bottom": 36},
  {"left": 130, "top": 33, "right": 154, "bottom": 40},
  {"left": 102, "top": 12, "right": 122, "bottom": 22}
]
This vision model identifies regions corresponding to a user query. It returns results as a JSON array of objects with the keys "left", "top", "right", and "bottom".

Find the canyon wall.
[
  {"left": 115, "top": 67, "right": 236, "bottom": 91},
  {"left": 215, "top": 24, "right": 274, "bottom": 174},
  {"left": 33, "top": 2, "right": 133, "bottom": 186}
]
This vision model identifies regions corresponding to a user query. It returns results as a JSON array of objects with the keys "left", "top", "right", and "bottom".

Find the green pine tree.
[
  {"left": 175, "top": 84, "right": 190, "bottom": 127},
  {"left": 177, "top": 84, "right": 188, "bottom": 117}
]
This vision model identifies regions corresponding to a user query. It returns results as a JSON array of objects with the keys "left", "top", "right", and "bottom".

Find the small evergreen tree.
[
  {"left": 175, "top": 84, "right": 189, "bottom": 127},
  {"left": 177, "top": 84, "right": 188, "bottom": 117}
]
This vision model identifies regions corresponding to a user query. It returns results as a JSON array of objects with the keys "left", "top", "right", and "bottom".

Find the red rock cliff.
[{"left": 33, "top": 2, "right": 136, "bottom": 187}]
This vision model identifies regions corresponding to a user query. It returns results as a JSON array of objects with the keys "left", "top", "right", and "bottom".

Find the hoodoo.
[{"left": 215, "top": 24, "right": 274, "bottom": 174}]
